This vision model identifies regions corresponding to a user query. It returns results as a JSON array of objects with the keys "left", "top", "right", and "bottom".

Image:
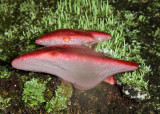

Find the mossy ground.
[{"left": 0, "top": 0, "right": 159, "bottom": 113}]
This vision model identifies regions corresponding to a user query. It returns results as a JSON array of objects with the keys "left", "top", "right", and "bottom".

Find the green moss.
[
  {"left": 22, "top": 78, "right": 47, "bottom": 107},
  {"left": 94, "top": 10, "right": 151, "bottom": 95},
  {"left": 0, "top": 66, "right": 11, "bottom": 78},
  {"left": 0, "top": 96, "right": 11, "bottom": 110},
  {"left": 45, "top": 82, "right": 73, "bottom": 113}
]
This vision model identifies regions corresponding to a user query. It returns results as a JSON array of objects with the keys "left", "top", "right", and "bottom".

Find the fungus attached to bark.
[{"left": 12, "top": 45, "right": 138, "bottom": 90}]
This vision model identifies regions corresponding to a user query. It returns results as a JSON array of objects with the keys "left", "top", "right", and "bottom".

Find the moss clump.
[
  {"left": 22, "top": 78, "right": 47, "bottom": 107},
  {"left": 94, "top": 9, "right": 151, "bottom": 96},
  {"left": 45, "top": 82, "right": 73, "bottom": 113},
  {"left": 0, "top": 96, "right": 11, "bottom": 110},
  {"left": 0, "top": 66, "right": 11, "bottom": 79}
]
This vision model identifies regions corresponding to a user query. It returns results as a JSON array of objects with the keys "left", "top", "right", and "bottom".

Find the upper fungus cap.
[{"left": 35, "top": 29, "right": 94, "bottom": 46}]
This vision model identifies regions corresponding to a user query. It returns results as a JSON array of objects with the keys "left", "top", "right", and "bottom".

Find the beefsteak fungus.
[
  {"left": 12, "top": 45, "right": 138, "bottom": 90},
  {"left": 35, "top": 29, "right": 94, "bottom": 46}
]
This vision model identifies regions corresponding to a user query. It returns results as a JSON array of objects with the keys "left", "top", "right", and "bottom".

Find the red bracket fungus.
[
  {"left": 35, "top": 29, "right": 94, "bottom": 46},
  {"left": 12, "top": 45, "right": 138, "bottom": 90},
  {"left": 35, "top": 29, "right": 112, "bottom": 46},
  {"left": 12, "top": 29, "right": 138, "bottom": 90}
]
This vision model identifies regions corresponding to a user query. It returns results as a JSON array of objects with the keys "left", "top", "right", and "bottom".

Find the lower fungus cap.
[{"left": 12, "top": 45, "right": 138, "bottom": 90}]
